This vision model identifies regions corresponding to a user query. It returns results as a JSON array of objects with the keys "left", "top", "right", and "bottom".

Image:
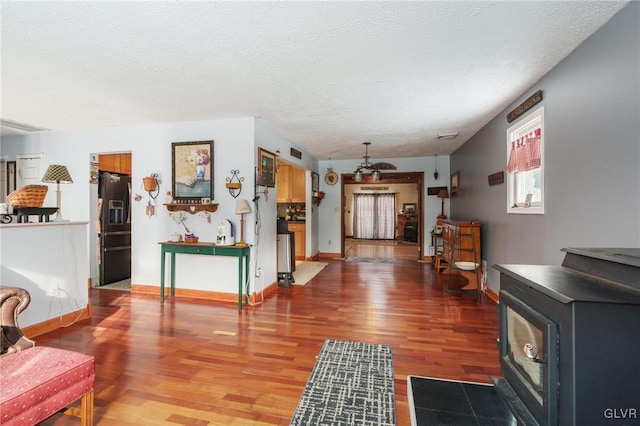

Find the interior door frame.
[{"left": 340, "top": 171, "right": 424, "bottom": 260}]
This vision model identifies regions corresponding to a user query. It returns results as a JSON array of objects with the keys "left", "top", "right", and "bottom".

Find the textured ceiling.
[{"left": 0, "top": 1, "right": 628, "bottom": 160}]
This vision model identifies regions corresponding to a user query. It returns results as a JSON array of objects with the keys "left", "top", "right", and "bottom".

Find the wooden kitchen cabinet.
[
  {"left": 277, "top": 164, "right": 306, "bottom": 203},
  {"left": 99, "top": 153, "right": 131, "bottom": 175},
  {"left": 288, "top": 222, "right": 306, "bottom": 260}
]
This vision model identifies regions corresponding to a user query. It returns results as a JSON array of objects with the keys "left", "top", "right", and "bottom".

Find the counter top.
[
  {"left": 0, "top": 220, "right": 89, "bottom": 228},
  {"left": 277, "top": 218, "right": 306, "bottom": 223}
]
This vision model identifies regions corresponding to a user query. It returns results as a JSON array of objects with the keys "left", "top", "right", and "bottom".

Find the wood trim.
[
  {"left": 318, "top": 252, "right": 343, "bottom": 259},
  {"left": 132, "top": 283, "right": 279, "bottom": 305},
  {"left": 485, "top": 287, "right": 499, "bottom": 303},
  {"left": 132, "top": 284, "right": 236, "bottom": 303},
  {"left": 306, "top": 251, "right": 320, "bottom": 261},
  {"left": 248, "top": 281, "right": 279, "bottom": 304},
  {"left": 23, "top": 305, "right": 92, "bottom": 339}
]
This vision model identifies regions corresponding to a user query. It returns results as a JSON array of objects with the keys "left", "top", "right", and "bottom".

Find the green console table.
[{"left": 158, "top": 242, "right": 250, "bottom": 309}]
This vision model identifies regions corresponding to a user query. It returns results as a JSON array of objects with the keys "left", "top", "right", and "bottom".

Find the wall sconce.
[
  {"left": 225, "top": 170, "right": 245, "bottom": 198},
  {"left": 143, "top": 173, "right": 161, "bottom": 201}
]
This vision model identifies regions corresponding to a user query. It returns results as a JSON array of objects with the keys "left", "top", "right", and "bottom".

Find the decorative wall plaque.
[
  {"left": 507, "top": 90, "right": 543, "bottom": 123},
  {"left": 488, "top": 171, "right": 505, "bottom": 186},
  {"left": 290, "top": 148, "right": 302, "bottom": 159}
]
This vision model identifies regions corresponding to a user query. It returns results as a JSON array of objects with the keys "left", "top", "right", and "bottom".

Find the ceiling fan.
[{"left": 353, "top": 142, "right": 396, "bottom": 182}]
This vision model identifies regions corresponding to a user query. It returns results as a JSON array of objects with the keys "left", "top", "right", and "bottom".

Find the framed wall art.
[
  {"left": 257, "top": 148, "right": 276, "bottom": 187},
  {"left": 403, "top": 203, "right": 417, "bottom": 215},
  {"left": 311, "top": 171, "right": 319, "bottom": 193},
  {"left": 450, "top": 171, "right": 460, "bottom": 197},
  {"left": 172, "top": 140, "right": 214, "bottom": 202}
]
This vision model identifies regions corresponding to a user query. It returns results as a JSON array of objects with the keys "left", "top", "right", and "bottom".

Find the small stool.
[{"left": 0, "top": 346, "right": 95, "bottom": 426}]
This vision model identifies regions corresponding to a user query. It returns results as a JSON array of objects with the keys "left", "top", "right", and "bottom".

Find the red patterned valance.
[{"left": 506, "top": 128, "right": 541, "bottom": 174}]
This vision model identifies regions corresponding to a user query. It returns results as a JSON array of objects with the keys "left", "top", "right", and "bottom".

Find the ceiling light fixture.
[
  {"left": 437, "top": 132, "right": 459, "bottom": 140},
  {"left": 353, "top": 142, "right": 396, "bottom": 182},
  {"left": 433, "top": 154, "right": 439, "bottom": 180}
]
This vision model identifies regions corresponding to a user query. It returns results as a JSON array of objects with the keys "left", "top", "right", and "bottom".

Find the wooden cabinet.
[
  {"left": 277, "top": 164, "right": 305, "bottom": 203},
  {"left": 288, "top": 222, "right": 306, "bottom": 260},
  {"left": 99, "top": 153, "right": 131, "bottom": 175}
]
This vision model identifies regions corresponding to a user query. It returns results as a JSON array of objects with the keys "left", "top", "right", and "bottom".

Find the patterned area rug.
[
  {"left": 345, "top": 257, "right": 397, "bottom": 264},
  {"left": 290, "top": 339, "right": 396, "bottom": 426}
]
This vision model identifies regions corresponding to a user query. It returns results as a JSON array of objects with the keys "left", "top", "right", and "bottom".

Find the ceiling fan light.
[{"left": 355, "top": 142, "right": 396, "bottom": 174}]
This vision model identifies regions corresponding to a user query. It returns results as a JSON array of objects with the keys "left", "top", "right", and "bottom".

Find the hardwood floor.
[{"left": 37, "top": 258, "right": 499, "bottom": 425}]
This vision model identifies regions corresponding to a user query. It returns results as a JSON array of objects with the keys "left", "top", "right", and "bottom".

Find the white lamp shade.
[{"left": 235, "top": 199, "right": 251, "bottom": 215}]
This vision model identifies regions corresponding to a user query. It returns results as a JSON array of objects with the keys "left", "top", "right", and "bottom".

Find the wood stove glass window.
[
  {"left": 507, "top": 305, "right": 544, "bottom": 404},
  {"left": 499, "top": 290, "right": 559, "bottom": 426}
]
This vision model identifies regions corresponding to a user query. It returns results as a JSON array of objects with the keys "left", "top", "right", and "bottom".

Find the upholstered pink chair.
[
  {"left": 0, "top": 286, "right": 36, "bottom": 355},
  {"left": 0, "top": 287, "right": 96, "bottom": 425}
]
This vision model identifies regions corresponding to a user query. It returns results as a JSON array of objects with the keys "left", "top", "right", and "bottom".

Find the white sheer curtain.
[{"left": 353, "top": 193, "right": 396, "bottom": 240}]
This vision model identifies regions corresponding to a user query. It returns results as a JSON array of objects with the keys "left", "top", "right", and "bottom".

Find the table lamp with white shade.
[
  {"left": 235, "top": 199, "right": 251, "bottom": 247},
  {"left": 41, "top": 165, "right": 73, "bottom": 222}
]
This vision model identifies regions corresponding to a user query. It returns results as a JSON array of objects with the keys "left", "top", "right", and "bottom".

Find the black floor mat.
[{"left": 407, "top": 376, "right": 517, "bottom": 426}]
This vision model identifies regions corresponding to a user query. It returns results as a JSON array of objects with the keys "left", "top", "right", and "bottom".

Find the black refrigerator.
[{"left": 99, "top": 172, "right": 132, "bottom": 285}]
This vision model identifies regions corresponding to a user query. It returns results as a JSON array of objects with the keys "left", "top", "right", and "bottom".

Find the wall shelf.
[{"left": 164, "top": 203, "right": 218, "bottom": 214}]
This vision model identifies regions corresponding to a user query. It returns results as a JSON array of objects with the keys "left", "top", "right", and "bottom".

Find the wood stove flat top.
[
  {"left": 562, "top": 247, "right": 640, "bottom": 268},
  {"left": 494, "top": 264, "right": 640, "bottom": 305}
]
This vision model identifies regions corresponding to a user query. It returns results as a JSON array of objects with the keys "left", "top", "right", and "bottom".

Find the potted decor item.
[{"left": 143, "top": 176, "right": 157, "bottom": 192}]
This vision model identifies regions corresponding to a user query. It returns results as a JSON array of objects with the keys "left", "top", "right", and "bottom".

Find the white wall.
[
  {"left": 1, "top": 118, "right": 265, "bottom": 298},
  {"left": 0, "top": 222, "right": 89, "bottom": 327},
  {"left": 0, "top": 117, "right": 324, "bottom": 306}
]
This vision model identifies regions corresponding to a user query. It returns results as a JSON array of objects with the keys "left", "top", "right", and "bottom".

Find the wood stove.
[{"left": 492, "top": 248, "right": 640, "bottom": 426}]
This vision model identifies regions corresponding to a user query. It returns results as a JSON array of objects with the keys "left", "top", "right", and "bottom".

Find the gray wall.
[{"left": 451, "top": 3, "right": 640, "bottom": 292}]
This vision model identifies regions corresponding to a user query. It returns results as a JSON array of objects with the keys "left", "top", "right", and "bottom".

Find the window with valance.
[{"left": 506, "top": 107, "right": 544, "bottom": 214}]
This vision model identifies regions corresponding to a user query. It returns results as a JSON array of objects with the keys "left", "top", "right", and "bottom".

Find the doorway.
[
  {"left": 341, "top": 172, "right": 424, "bottom": 261},
  {"left": 89, "top": 151, "right": 132, "bottom": 290}
]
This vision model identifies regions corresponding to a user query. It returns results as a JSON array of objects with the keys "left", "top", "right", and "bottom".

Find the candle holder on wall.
[{"left": 225, "top": 170, "right": 244, "bottom": 198}]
